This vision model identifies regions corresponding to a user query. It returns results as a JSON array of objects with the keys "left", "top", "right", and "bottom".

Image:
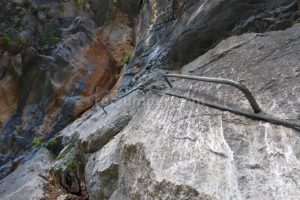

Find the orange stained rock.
[{"left": 81, "top": 32, "right": 117, "bottom": 97}]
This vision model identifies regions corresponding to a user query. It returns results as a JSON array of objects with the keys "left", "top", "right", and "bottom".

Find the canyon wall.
[{"left": 0, "top": 0, "right": 299, "bottom": 199}]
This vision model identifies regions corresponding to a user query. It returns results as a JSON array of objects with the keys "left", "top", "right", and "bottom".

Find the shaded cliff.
[{"left": 0, "top": 0, "right": 138, "bottom": 178}]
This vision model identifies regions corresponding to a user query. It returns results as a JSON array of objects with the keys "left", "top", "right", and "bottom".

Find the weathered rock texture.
[
  {"left": 0, "top": 148, "right": 51, "bottom": 200},
  {"left": 0, "top": 0, "right": 137, "bottom": 178},
  {"left": 119, "top": 0, "right": 300, "bottom": 89},
  {"left": 51, "top": 23, "right": 299, "bottom": 199},
  {"left": 0, "top": 0, "right": 300, "bottom": 199}
]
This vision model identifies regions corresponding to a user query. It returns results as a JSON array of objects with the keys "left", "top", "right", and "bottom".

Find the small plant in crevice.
[
  {"left": 2, "top": 32, "right": 10, "bottom": 48},
  {"left": 112, "top": 0, "right": 118, "bottom": 5},
  {"left": 32, "top": 139, "right": 42, "bottom": 147},
  {"left": 123, "top": 52, "right": 132, "bottom": 65},
  {"left": 66, "top": 161, "right": 78, "bottom": 171},
  {"left": 37, "top": 28, "right": 60, "bottom": 48},
  {"left": 59, "top": 2, "right": 65, "bottom": 14},
  {"left": 44, "top": 138, "right": 58, "bottom": 149},
  {"left": 73, "top": 0, "right": 81, "bottom": 14}
]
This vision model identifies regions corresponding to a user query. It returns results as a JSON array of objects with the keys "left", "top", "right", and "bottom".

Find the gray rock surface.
[
  {"left": 80, "top": 114, "right": 132, "bottom": 153},
  {"left": 0, "top": 1, "right": 300, "bottom": 199},
  {"left": 61, "top": 23, "right": 300, "bottom": 199},
  {"left": 85, "top": 133, "right": 123, "bottom": 200},
  {"left": 0, "top": 148, "right": 52, "bottom": 200},
  {"left": 1, "top": 0, "right": 300, "bottom": 180},
  {"left": 1, "top": 19, "right": 299, "bottom": 200}
]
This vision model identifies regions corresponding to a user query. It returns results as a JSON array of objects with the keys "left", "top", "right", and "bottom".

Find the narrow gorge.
[{"left": 0, "top": 0, "right": 299, "bottom": 199}]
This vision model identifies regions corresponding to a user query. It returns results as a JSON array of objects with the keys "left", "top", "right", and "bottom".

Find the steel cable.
[
  {"left": 147, "top": 88, "right": 300, "bottom": 132},
  {"left": 95, "top": 73, "right": 299, "bottom": 132}
]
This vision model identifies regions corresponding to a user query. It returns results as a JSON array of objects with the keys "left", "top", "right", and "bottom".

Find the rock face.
[
  {"left": 0, "top": 0, "right": 137, "bottom": 178},
  {"left": 43, "top": 23, "right": 299, "bottom": 199},
  {"left": 119, "top": 0, "right": 300, "bottom": 89},
  {"left": 0, "top": 0, "right": 299, "bottom": 199},
  {"left": 0, "top": 148, "right": 52, "bottom": 200}
]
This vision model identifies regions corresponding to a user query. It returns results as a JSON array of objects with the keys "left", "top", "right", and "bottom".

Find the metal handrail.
[
  {"left": 89, "top": 72, "right": 299, "bottom": 131},
  {"left": 164, "top": 74, "right": 262, "bottom": 113}
]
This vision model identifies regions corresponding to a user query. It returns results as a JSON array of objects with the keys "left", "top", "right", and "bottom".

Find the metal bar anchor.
[{"left": 164, "top": 73, "right": 262, "bottom": 113}]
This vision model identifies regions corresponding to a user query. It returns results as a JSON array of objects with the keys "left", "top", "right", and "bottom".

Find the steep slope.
[
  {"left": 1, "top": 22, "right": 299, "bottom": 200},
  {"left": 0, "top": 0, "right": 300, "bottom": 199},
  {"left": 65, "top": 23, "right": 300, "bottom": 200}
]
